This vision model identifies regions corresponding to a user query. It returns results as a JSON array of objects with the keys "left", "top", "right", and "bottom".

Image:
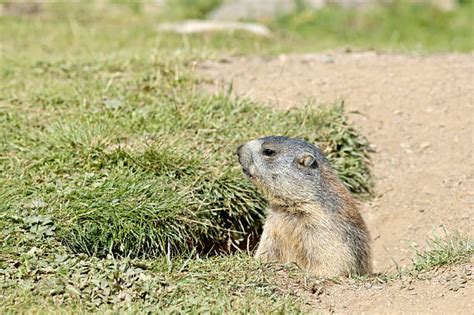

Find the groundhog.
[{"left": 237, "top": 136, "right": 371, "bottom": 277}]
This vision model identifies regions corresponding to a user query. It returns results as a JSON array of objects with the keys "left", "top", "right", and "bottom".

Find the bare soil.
[{"left": 198, "top": 52, "right": 474, "bottom": 313}]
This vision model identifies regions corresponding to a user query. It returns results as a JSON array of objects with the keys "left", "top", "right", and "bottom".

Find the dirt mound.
[{"left": 198, "top": 52, "right": 474, "bottom": 312}]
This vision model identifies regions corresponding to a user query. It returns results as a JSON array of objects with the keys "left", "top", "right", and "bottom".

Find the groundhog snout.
[
  {"left": 236, "top": 144, "right": 245, "bottom": 166},
  {"left": 236, "top": 143, "right": 254, "bottom": 177},
  {"left": 236, "top": 144, "right": 243, "bottom": 157}
]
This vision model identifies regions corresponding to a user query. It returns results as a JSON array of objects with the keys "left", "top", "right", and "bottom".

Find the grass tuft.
[
  {"left": 411, "top": 228, "right": 473, "bottom": 273},
  {"left": 54, "top": 94, "right": 373, "bottom": 258}
]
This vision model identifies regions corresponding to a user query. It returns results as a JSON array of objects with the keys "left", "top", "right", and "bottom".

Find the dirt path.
[{"left": 198, "top": 52, "right": 474, "bottom": 313}]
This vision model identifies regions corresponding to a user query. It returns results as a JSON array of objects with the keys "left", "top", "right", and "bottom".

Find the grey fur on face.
[{"left": 237, "top": 136, "right": 341, "bottom": 210}]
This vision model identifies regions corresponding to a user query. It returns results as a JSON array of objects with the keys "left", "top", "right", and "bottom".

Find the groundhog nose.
[{"left": 236, "top": 144, "right": 243, "bottom": 156}]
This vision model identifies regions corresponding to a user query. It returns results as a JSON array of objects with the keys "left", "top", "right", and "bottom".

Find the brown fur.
[{"left": 238, "top": 136, "right": 372, "bottom": 277}]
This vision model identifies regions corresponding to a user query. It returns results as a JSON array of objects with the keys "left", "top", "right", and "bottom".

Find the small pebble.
[{"left": 419, "top": 142, "right": 431, "bottom": 151}]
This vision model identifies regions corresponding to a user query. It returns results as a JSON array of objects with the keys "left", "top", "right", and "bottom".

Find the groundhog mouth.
[{"left": 241, "top": 167, "right": 253, "bottom": 178}]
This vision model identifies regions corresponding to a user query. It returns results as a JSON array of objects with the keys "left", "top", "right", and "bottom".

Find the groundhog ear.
[{"left": 296, "top": 153, "right": 318, "bottom": 169}]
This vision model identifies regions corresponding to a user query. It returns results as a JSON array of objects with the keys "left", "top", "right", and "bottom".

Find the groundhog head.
[{"left": 237, "top": 136, "right": 333, "bottom": 207}]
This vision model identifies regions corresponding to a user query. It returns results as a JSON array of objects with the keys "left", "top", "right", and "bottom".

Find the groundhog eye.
[{"left": 262, "top": 148, "right": 276, "bottom": 157}]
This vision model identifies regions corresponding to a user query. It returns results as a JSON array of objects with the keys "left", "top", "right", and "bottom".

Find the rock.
[
  {"left": 0, "top": 1, "right": 42, "bottom": 16},
  {"left": 419, "top": 141, "right": 431, "bottom": 151},
  {"left": 157, "top": 20, "right": 272, "bottom": 37},
  {"left": 326, "top": 0, "right": 381, "bottom": 9},
  {"left": 300, "top": 53, "right": 335, "bottom": 64},
  {"left": 208, "top": 0, "right": 458, "bottom": 21},
  {"left": 416, "top": 0, "right": 458, "bottom": 11},
  {"left": 208, "top": 0, "right": 326, "bottom": 21},
  {"left": 208, "top": 0, "right": 293, "bottom": 21}
]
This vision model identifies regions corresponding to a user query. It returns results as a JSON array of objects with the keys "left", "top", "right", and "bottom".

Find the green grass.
[
  {"left": 273, "top": 1, "right": 474, "bottom": 52},
  {"left": 2, "top": 1, "right": 472, "bottom": 59},
  {"left": 1, "top": 240, "right": 305, "bottom": 313},
  {"left": 2, "top": 218, "right": 301, "bottom": 314},
  {"left": 165, "top": 0, "right": 474, "bottom": 52},
  {"left": 165, "top": 0, "right": 224, "bottom": 19},
  {"left": 411, "top": 229, "right": 473, "bottom": 273}
]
